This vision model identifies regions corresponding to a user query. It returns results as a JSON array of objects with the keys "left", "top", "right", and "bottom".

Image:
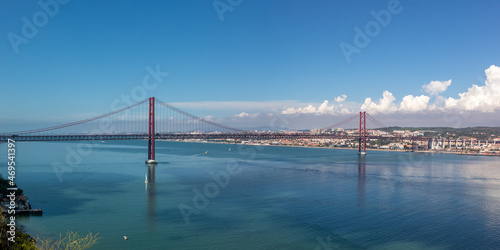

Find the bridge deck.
[{"left": 0, "top": 133, "right": 426, "bottom": 142}]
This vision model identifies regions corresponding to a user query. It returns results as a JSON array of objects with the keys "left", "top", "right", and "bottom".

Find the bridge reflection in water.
[
  {"left": 146, "top": 164, "right": 156, "bottom": 226},
  {"left": 357, "top": 156, "right": 366, "bottom": 208}
]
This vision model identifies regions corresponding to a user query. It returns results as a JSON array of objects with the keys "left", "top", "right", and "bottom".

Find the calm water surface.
[{"left": 1, "top": 141, "right": 500, "bottom": 249}]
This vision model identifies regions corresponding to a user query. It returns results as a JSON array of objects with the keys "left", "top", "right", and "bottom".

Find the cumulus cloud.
[
  {"left": 445, "top": 65, "right": 500, "bottom": 112},
  {"left": 360, "top": 66, "right": 500, "bottom": 114},
  {"left": 360, "top": 90, "right": 397, "bottom": 114},
  {"left": 234, "top": 112, "right": 261, "bottom": 118},
  {"left": 428, "top": 95, "right": 447, "bottom": 111},
  {"left": 317, "top": 100, "right": 335, "bottom": 114},
  {"left": 185, "top": 65, "right": 500, "bottom": 128},
  {"left": 399, "top": 95, "right": 430, "bottom": 112},
  {"left": 235, "top": 112, "right": 249, "bottom": 118},
  {"left": 282, "top": 104, "right": 319, "bottom": 114},
  {"left": 281, "top": 95, "right": 350, "bottom": 115},
  {"left": 335, "top": 94, "right": 347, "bottom": 103},
  {"left": 422, "top": 80, "right": 452, "bottom": 95}
]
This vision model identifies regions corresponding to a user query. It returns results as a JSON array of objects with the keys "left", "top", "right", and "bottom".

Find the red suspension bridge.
[{"left": 0, "top": 97, "right": 400, "bottom": 162}]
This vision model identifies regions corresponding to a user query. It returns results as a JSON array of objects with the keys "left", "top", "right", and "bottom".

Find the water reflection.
[
  {"left": 146, "top": 164, "right": 156, "bottom": 221},
  {"left": 358, "top": 156, "right": 366, "bottom": 208},
  {"left": 147, "top": 164, "right": 156, "bottom": 184}
]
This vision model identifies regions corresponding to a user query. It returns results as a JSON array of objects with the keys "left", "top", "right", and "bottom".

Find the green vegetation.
[
  {"left": 371, "top": 139, "right": 392, "bottom": 146},
  {"left": 0, "top": 207, "right": 37, "bottom": 249},
  {"left": 36, "top": 231, "right": 100, "bottom": 250}
]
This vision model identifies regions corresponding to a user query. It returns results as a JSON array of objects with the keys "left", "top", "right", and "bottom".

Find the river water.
[{"left": 2, "top": 140, "right": 500, "bottom": 249}]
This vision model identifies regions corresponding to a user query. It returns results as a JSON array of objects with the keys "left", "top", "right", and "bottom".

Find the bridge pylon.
[
  {"left": 358, "top": 111, "right": 367, "bottom": 156},
  {"left": 146, "top": 97, "right": 158, "bottom": 164}
]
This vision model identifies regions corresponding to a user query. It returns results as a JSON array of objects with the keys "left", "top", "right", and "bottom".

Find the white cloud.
[
  {"left": 235, "top": 112, "right": 249, "bottom": 118},
  {"left": 335, "top": 94, "right": 347, "bottom": 103},
  {"left": 173, "top": 65, "right": 500, "bottom": 128},
  {"left": 428, "top": 95, "right": 446, "bottom": 111},
  {"left": 399, "top": 95, "right": 430, "bottom": 112},
  {"left": 445, "top": 65, "right": 500, "bottom": 112},
  {"left": 317, "top": 100, "right": 335, "bottom": 114},
  {"left": 360, "top": 90, "right": 397, "bottom": 114},
  {"left": 422, "top": 80, "right": 452, "bottom": 95},
  {"left": 280, "top": 95, "right": 350, "bottom": 115},
  {"left": 282, "top": 104, "right": 317, "bottom": 115},
  {"left": 233, "top": 112, "right": 262, "bottom": 120}
]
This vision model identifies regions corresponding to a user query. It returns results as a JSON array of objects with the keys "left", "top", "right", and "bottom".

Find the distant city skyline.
[{"left": 1, "top": 0, "right": 500, "bottom": 130}]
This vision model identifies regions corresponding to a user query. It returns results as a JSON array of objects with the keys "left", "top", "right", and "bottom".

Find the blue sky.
[{"left": 1, "top": 0, "right": 500, "bottom": 130}]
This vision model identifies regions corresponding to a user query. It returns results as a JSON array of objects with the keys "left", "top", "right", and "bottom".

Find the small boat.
[
  {"left": 229, "top": 148, "right": 231, "bottom": 151},
  {"left": 123, "top": 236, "right": 128, "bottom": 240},
  {"left": 205, "top": 151, "right": 208, "bottom": 154}
]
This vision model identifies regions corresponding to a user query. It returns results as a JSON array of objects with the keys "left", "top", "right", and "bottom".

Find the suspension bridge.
[{"left": 0, "top": 97, "right": 403, "bottom": 163}]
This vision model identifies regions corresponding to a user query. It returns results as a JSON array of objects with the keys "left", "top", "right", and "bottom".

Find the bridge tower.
[
  {"left": 147, "top": 97, "right": 158, "bottom": 164},
  {"left": 358, "top": 111, "right": 367, "bottom": 155}
]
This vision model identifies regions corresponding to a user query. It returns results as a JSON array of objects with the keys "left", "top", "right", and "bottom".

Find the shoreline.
[{"left": 158, "top": 139, "right": 500, "bottom": 156}]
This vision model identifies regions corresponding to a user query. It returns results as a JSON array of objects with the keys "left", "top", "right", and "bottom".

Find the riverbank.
[
  {"left": 159, "top": 139, "right": 500, "bottom": 156},
  {"left": 0, "top": 175, "right": 42, "bottom": 216}
]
